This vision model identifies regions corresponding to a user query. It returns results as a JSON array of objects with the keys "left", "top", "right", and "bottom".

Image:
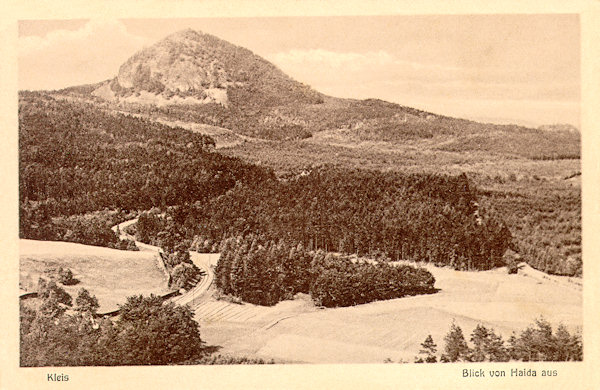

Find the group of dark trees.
[
  {"left": 142, "top": 167, "right": 513, "bottom": 272},
  {"left": 439, "top": 130, "right": 580, "bottom": 160},
  {"left": 215, "top": 236, "right": 312, "bottom": 306},
  {"left": 134, "top": 211, "right": 202, "bottom": 290},
  {"left": 413, "top": 319, "right": 582, "bottom": 363},
  {"left": 160, "top": 240, "right": 201, "bottom": 291},
  {"left": 44, "top": 266, "right": 79, "bottom": 286},
  {"left": 310, "top": 253, "right": 436, "bottom": 308},
  {"left": 20, "top": 281, "right": 204, "bottom": 366},
  {"left": 20, "top": 209, "right": 138, "bottom": 250},
  {"left": 21, "top": 277, "right": 272, "bottom": 366},
  {"left": 479, "top": 182, "right": 581, "bottom": 276},
  {"left": 214, "top": 235, "right": 436, "bottom": 307}
]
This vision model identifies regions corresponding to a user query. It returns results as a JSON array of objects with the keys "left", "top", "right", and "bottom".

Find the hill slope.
[{"left": 57, "top": 28, "right": 579, "bottom": 153}]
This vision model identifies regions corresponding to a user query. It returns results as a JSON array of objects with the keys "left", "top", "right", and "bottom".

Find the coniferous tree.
[
  {"left": 214, "top": 237, "right": 235, "bottom": 293},
  {"left": 469, "top": 324, "right": 490, "bottom": 362},
  {"left": 485, "top": 330, "right": 510, "bottom": 362},
  {"left": 442, "top": 322, "right": 471, "bottom": 362},
  {"left": 418, "top": 335, "right": 438, "bottom": 363},
  {"left": 38, "top": 278, "right": 72, "bottom": 307},
  {"left": 568, "top": 331, "right": 583, "bottom": 361},
  {"left": 74, "top": 288, "right": 99, "bottom": 315},
  {"left": 230, "top": 241, "right": 248, "bottom": 296},
  {"left": 508, "top": 317, "right": 557, "bottom": 361}
]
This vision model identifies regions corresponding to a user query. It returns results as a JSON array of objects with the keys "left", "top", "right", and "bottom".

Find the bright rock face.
[
  {"left": 117, "top": 31, "right": 230, "bottom": 91},
  {"left": 109, "top": 29, "right": 233, "bottom": 105},
  {"left": 97, "top": 29, "right": 321, "bottom": 109}
]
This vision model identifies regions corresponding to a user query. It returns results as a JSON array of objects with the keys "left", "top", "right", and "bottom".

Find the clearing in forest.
[{"left": 20, "top": 239, "right": 170, "bottom": 312}]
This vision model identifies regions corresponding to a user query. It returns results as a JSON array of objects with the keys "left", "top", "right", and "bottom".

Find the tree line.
[
  {"left": 20, "top": 210, "right": 138, "bottom": 250},
  {"left": 124, "top": 211, "right": 201, "bottom": 290},
  {"left": 414, "top": 319, "right": 582, "bottom": 363},
  {"left": 213, "top": 235, "right": 436, "bottom": 307}
]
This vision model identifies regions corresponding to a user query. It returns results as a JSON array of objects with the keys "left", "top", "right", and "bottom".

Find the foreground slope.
[{"left": 197, "top": 262, "right": 582, "bottom": 363}]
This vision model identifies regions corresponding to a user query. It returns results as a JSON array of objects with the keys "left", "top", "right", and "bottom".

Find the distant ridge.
[{"left": 54, "top": 28, "right": 580, "bottom": 154}]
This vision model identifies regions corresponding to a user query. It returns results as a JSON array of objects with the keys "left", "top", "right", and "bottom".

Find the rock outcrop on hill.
[
  {"left": 76, "top": 28, "right": 580, "bottom": 150},
  {"left": 93, "top": 29, "right": 322, "bottom": 109}
]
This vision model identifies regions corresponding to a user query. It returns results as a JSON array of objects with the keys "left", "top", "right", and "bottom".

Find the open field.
[
  {"left": 20, "top": 239, "right": 170, "bottom": 312},
  {"left": 111, "top": 109, "right": 252, "bottom": 149},
  {"left": 197, "top": 262, "right": 582, "bottom": 363}
]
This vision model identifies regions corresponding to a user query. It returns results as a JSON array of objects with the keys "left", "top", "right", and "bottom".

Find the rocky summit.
[
  {"left": 82, "top": 29, "right": 580, "bottom": 146},
  {"left": 93, "top": 29, "right": 322, "bottom": 109}
]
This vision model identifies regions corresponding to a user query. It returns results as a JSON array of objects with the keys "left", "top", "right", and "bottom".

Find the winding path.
[{"left": 112, "top": 218, "right": 216, "bottom": 307}]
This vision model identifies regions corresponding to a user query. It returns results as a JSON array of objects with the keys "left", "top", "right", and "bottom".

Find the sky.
[{"left": 18, "top": 15, "right": 580, "bottom": 128}]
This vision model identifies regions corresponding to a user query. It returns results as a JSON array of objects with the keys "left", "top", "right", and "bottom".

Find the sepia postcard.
[{"left": 1, "top": 1, "right": 599, "bottom": 389}]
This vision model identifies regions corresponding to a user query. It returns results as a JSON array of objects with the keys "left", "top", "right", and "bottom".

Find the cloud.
[
  {"left": 268, "top": 48, "right": 579, "bottom": 103},
  {"left": 270, "top": 49, "right": 396, "bottom": 71},
  {"left": 267, "top": 48, "right": 579, "bottom": 127},
  {"left": 19, "top": 19, "right": 149, "bottom": 90}
]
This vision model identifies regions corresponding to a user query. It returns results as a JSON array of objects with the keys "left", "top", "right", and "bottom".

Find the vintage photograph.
[{"left": 17, "top": 15, "right": 582, "bottom": 368}]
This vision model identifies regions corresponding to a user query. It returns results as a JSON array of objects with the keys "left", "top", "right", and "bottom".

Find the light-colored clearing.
[
  {"left": 20, "top": 239, "right": 169, "bottom": 312},
  {"left": 198, "top": 263, "right": 582, "bottom": 363}
]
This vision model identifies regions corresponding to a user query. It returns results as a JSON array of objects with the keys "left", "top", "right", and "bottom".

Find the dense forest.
[
  {"left": 19, "top": 92, "right": 271, "bottom": 246},
  {"left": 479, "top": 182, "right": 581, "bottom": 276},
  {"left": 139, "top": 167, "right": 513, "bottom": 272},
  {"left": 21, "top": 91, "right": 513, "bottom": 276}
]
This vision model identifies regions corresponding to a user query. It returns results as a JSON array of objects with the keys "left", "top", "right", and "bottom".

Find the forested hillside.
[
  {"left": 19, "top": 91, "right": 272, "bottom": 245},
  {"left": 479, "top": 182, "right": 581, "bottom": 276},
  {"left": 21, "top": 91, "right": 512, "bottom": 274}
]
